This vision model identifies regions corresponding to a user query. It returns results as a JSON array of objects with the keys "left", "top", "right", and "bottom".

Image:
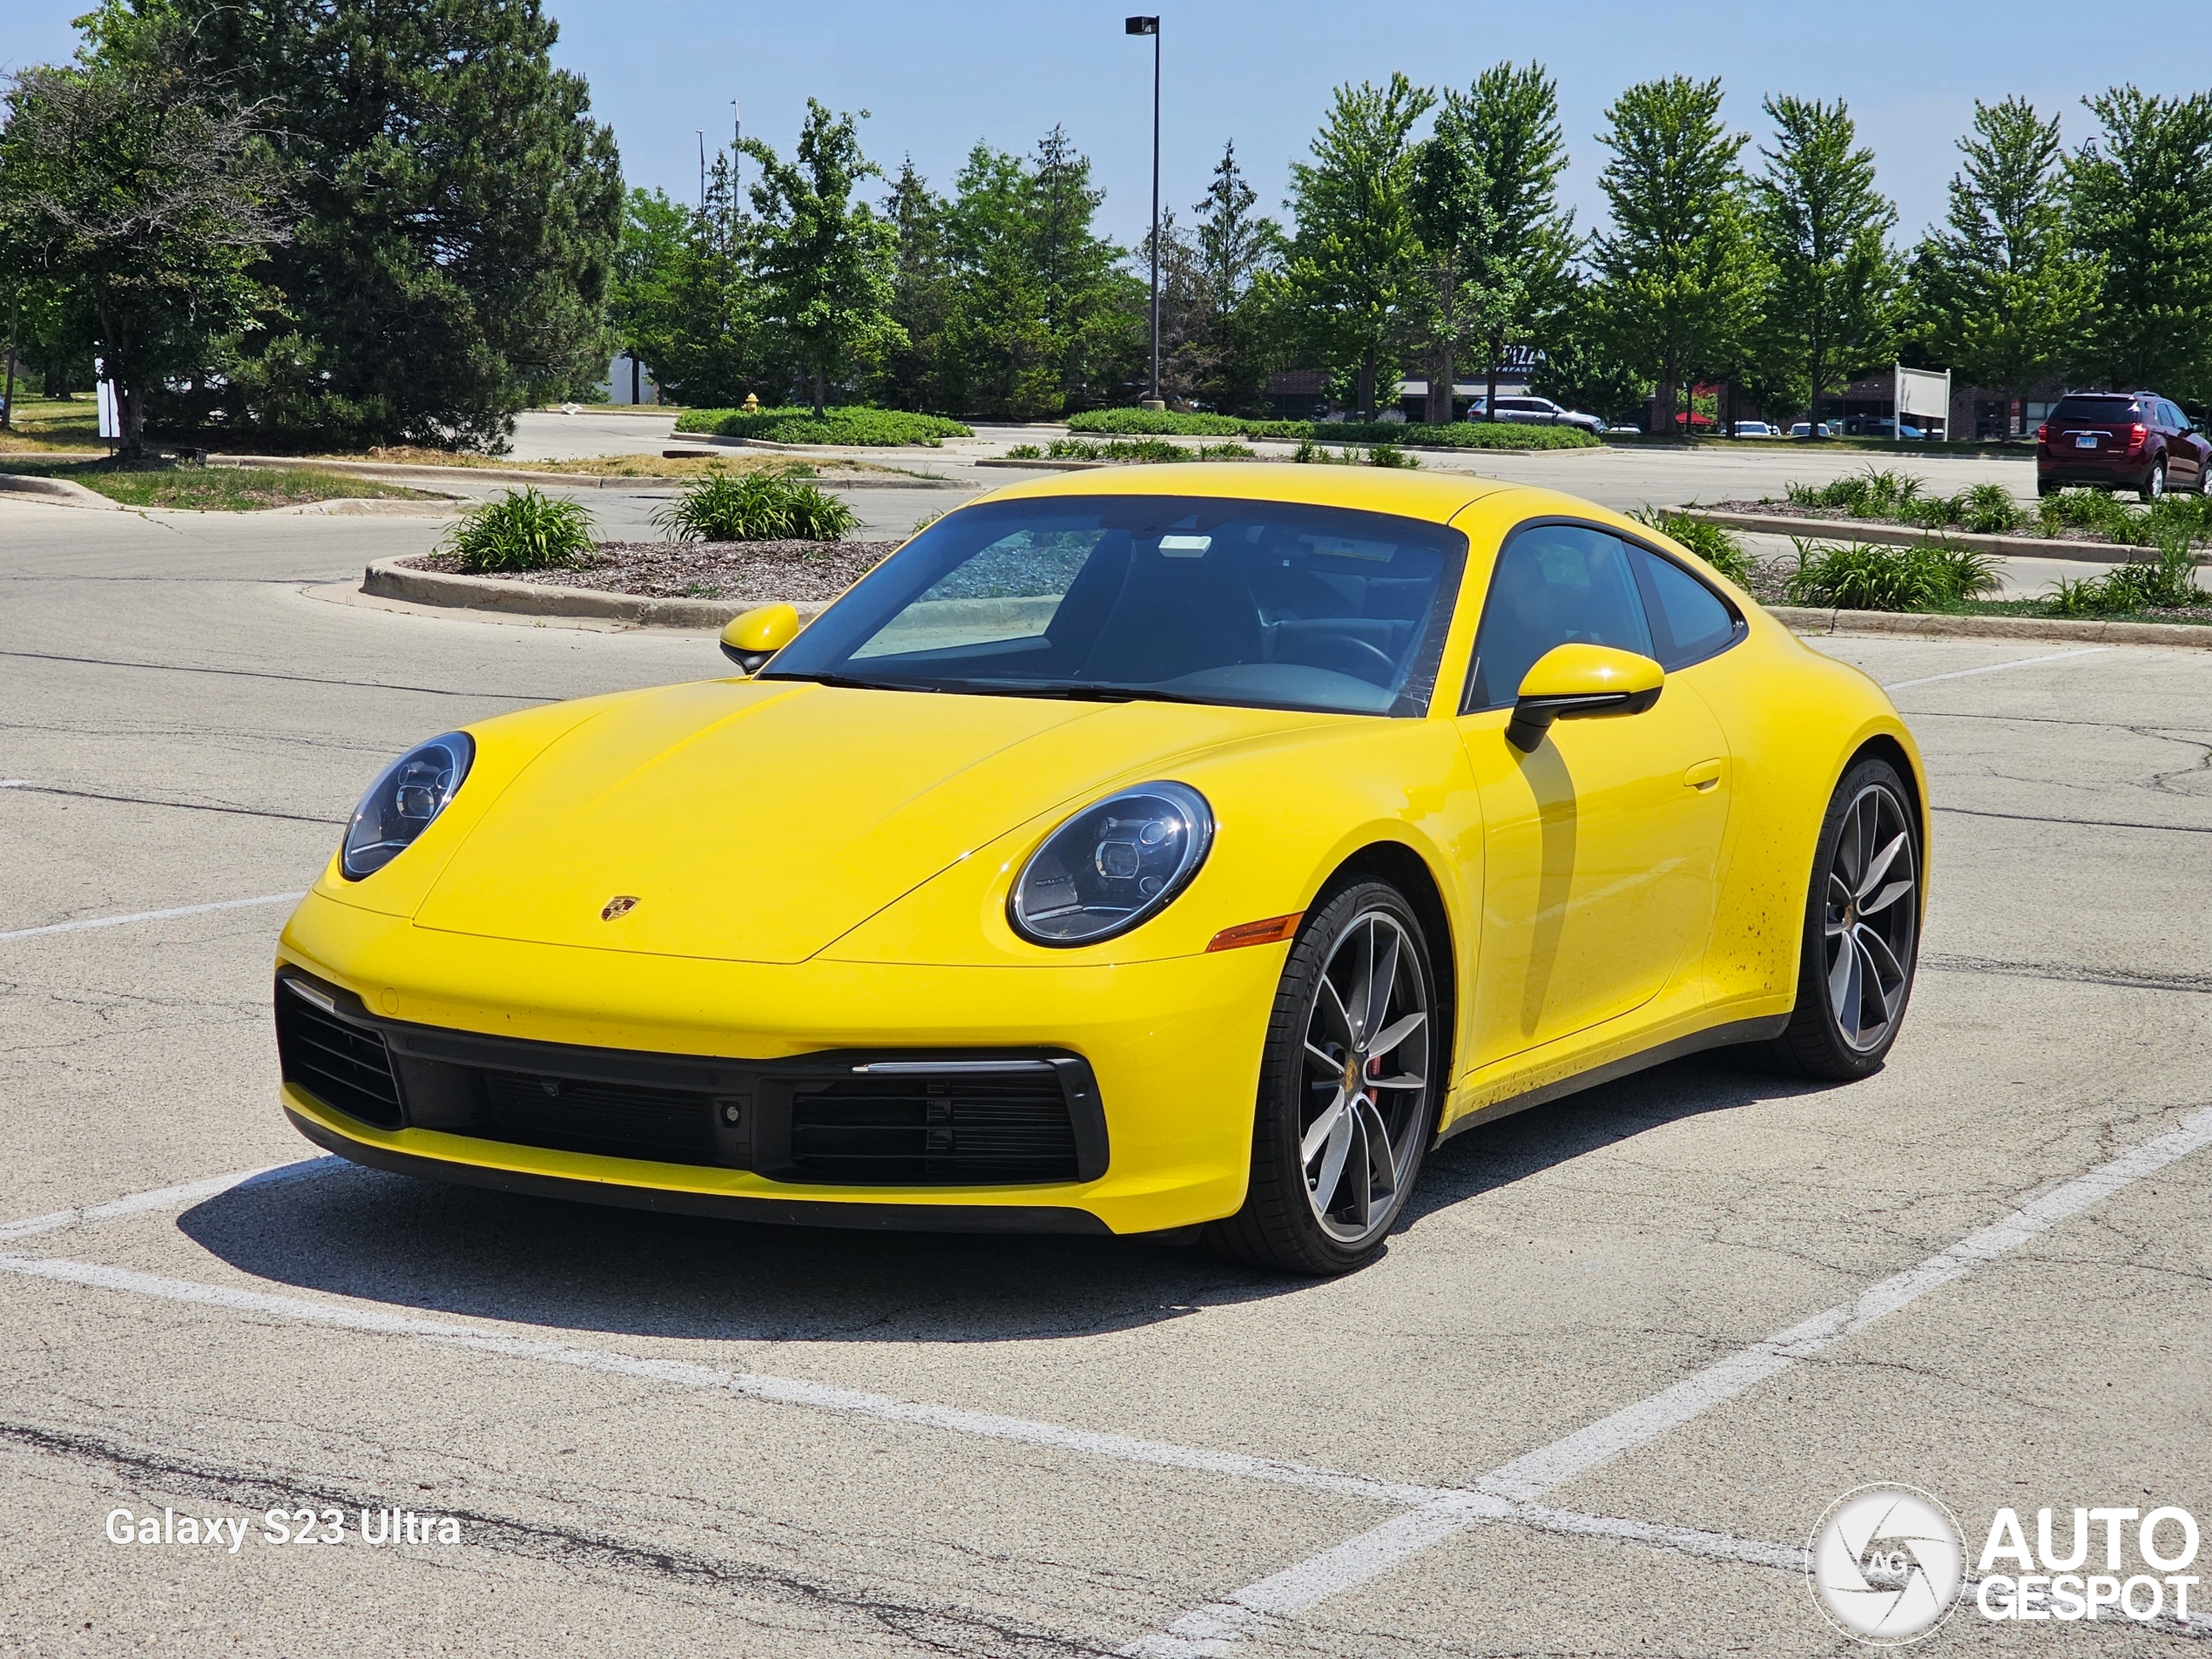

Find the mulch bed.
[{"left": 405, "top": 539, "right": 900, "bottom": 603}]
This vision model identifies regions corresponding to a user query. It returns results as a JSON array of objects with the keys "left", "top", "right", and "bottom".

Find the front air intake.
[{"left": 274, "top": 980, "right": 404, "bottom": 1130}]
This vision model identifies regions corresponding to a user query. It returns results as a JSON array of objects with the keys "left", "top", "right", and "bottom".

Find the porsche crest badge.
[{"left": 600, "top": 895, "right": 639, "bottom": 921}]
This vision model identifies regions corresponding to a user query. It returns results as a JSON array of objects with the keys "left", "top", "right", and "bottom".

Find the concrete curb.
[
  {"left": 1681, "top": 507, "right": 2207, "bottom": 567},
  {"left": 365, "top": 556, "right": 2212, "bottom": 647},
  {"left": 975, "top": 456, "right": 1109, "bottom": 471},
  {"left": 1768, "top": 604, "right": 2212, "bottom": 649},
  {"left": 0, "top": 472, "right": 125, "bottom": 509},
  {"left": 363, "top": 557, "right": 832, "bottom": 630},
  {"left": 210, "top": 453, "right": 961, "bottom": 493}
]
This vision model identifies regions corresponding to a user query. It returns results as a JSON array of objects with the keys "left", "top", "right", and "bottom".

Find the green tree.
[
  {"left": 1752, "top": 95, "right": 1898, "bottom": 439},
  {"left": 936, "top": 131, "right": 1140, "bottom": 417},
  {"left": 607, "top": 186, "right": 691, "bottom": 401},
  {"left": 740, "top": 99, "right": 900, "bottom": 416},
  {"left": 0, "top": 11, "right": 285, "bottom": 455},
  {"left": 1911, "top": 98, "right": 2098, "bottom": 423},
  {"left": 2067, "top": 86, "right": 2212, "bottom": 401},
  {"left": 1408, "top": 110, "right": 1501, "bottom": 423},
  {"left": 1588, "top": 76, "right": 1762, "bottom": 435},
  {"left": 1276, "top": 74, "right": 1434, "bottom": 419},
  {"left": 1148, "top": 143, "right": 1282, "bottom": 413},
  {"left": 876, "top": 158, "right": 951, "bottom": 412},
  {"left": 172, "top": 0, "right": 623, "bottom": 448},
  {"left": 1442, "top": 62, "right": 1577, "bottom": 423}
]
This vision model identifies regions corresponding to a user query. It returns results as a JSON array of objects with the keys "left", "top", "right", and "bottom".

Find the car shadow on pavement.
[{"left": 175, "top": 1054, "right": 1840, "bottom": 1346}]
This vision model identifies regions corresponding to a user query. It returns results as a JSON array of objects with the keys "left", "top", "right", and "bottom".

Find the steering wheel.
[{"left": 1276, "top": 629, "right": 1399, "bottom": 687}]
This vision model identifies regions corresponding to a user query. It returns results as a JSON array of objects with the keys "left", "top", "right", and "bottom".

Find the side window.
[
  {"left": 1464, "top": 524, "right": 1654, "bottom": 711},
  {"left": 1629, "top": 546, "right": 1742, "bottom": 671}
]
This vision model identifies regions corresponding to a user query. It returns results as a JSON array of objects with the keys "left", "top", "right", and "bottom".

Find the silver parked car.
[{"left": 1466, "top": 395, "right": 1606, "bottom": 435}]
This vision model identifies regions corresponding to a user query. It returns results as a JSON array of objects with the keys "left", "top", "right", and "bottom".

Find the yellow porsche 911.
[{"left": 275, "top": 465, "right": 1926, "bottom": 1273}]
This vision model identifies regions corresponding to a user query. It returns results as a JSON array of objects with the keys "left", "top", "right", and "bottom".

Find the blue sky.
[{"left": 3, "top": 1, "right": 2202, "bottom": 251}]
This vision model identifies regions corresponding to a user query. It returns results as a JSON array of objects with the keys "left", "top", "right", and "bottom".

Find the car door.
[
  {"left": 2162, "top": 402, "right": 2202, "bottom": 489},
  {"left": 1453, "top": 522, "right": 1733, "bottom": 1066}
]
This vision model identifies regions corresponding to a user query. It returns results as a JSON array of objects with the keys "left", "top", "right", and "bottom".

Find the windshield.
[
  {"left": 2051, "top": 395, "right": 2140, "bottom": 421},
  {"left": 762, "top": 495, "right": 1469, "bottom": 717}
]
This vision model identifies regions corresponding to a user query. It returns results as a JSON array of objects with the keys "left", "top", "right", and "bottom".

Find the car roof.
[{"left": 973, "top": 462, "right": 1524, "bottom": 525}]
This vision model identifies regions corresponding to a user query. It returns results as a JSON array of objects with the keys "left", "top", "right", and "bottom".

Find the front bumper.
[{"left": 276, "top": 888, "right": 1284, "bottom": 1235}]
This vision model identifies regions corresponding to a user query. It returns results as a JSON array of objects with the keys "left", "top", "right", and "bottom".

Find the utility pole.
[{"left": 1126, "top": 17, "right": 1162, "bottom": 409}]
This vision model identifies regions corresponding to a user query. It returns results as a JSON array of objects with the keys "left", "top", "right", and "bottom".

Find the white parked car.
[
  {"left": 1467, "top": 395, "right": 1606, "bottom": 435},
  {"left": 1790, "top": 421, "right": 1843, "bottom": 438},
  {"left": 1731, "top": 421, "right": 1778, "bottom": 437}
]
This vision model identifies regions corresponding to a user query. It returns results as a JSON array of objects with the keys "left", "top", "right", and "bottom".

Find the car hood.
[{"left": 415, "top": 678, "right": 1311, "bottom": 963}]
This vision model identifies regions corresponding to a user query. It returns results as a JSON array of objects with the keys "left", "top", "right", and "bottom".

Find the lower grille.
[
  {"left": 275, "top": 986, "right": 403, "bottom": 1130},
  {"left": 478, "top": 1072, "right": 721, "bottom": 1166},
  {"left": 790, "top": 1075, "right": 1081, "bottom": 1185}
]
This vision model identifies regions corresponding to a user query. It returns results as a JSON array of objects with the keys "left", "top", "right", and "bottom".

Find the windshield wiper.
[
  {"left": 759, "top": 671, "right": 935, "bottom": 693},
  {"left": 927, "top": 678, "right": 1216, "bottom": 705}
]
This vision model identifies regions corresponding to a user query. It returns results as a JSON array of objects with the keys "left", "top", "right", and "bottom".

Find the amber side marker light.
[{"left": 1206, "top": 913, "right": 1303, "bottom": 952}]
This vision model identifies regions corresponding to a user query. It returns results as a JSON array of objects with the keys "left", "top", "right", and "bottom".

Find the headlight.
[
  {"left": 341, "top": 731, "right": 474, "bottom": 880},
  {"left": 1008, "top": 781, "right": 1213, "bottom": 946}
]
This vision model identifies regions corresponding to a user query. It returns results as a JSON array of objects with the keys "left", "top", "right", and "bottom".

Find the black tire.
[
  {"left": 2141, "top": 458, "right": 2167, "bottom": 503},
  {"left": 2037, "top": 478, "right": 2059, "bottom": 498},
  {"left": 1743, "top": 758, "right": 1922, "bottom": 1080},
  {"left": 1208, "top": 880, "right": 1440, "bottom": 1276}
]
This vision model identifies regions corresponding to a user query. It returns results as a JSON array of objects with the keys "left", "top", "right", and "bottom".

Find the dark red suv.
[{"left": 2037, "top": 392, "right": 2209, "bottom": 500}]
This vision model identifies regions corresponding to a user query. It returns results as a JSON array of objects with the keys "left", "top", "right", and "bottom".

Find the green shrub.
[
  {"left": 443, "top": 487, "right": 596, "bottom": 573},
  {"left": 1044, "top": 436, "right": 1190, "bottom": 462},
  {"left": 1066, "top": 408, "right": 1252, "bottom": 437},
  {"left": 2049, "top": 538, "right": 2205, "bottom": 616},
  {"left": 1784, "top": 467, "right": 1926, "bottom": 517},
  {"left": 2038, "top": 487, "right": 2146, "bottom": 544},
  {"left": 1951, "top": 482, "right": 2023, "bottom": 536},
  {"left": 1366, "top": 442, "right": 1419, "bottom": 469},
  {"left": 1783, "top": 537, "right": 2002, "bottom": 610},
  {"left": 674, "top": 405, "right": 974, "bottom": 447},
  {"left": 1062, "top": 408, "right": 1602, "bottom": 450},
  {"left": 2141, "top": 491, "right": 2212, "bottom": 546},
  {"left": 1628, "top": 507, "right": 1754, "bottom": 583},
  {"left": 1003, "top": 442, "right": 1044, "bottom": 459},
  {"left": 652, "top": 469, "right": 859, "bottom": 542}
]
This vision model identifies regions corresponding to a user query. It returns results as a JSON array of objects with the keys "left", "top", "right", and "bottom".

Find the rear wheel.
[
  {"left": 1209, "top": 881, "right": 1439, "bottom": 1275},
  {"left": 1745, "top": 759, "right": 1921, "bottom": 1080},
  {"left": 2141, "top": 458, "right": 2167, "bottom": 502}
]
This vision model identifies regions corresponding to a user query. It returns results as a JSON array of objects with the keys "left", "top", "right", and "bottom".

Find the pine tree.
[
  {"left": 1588, "top": 76, "right": 1762, "bottom": 435},
  {"left": 172, "top": 0, "right": 622, "bottom": 448},
  {"left": 2067, "top": 87, "right": 2212, "bottom": 401},
  {"left": 1910, "top": 98, "right": 2097, "bottom": 421},
  {"left": 1278, "top": 74, "right": 1435, "bottom": 419},
  {"left": 1752, "top": 95, "right": 1898, "bottom": 438},
  {"left": 876, "top": 158, "right": 950, "bottom": 412}
]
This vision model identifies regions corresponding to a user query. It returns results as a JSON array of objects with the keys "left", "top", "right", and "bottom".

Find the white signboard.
[
  {"left": 1895, "top": 365, "right": 1952, "bottom": 424},
  {"left": 96, "top": 376, "right": 119, "bottom": 440}
]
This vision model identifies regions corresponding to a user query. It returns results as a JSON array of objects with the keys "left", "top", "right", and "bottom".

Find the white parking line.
[
  {"left": 1120, "top": 1103, "right": 2212, "bottom": 1656},
  {"left": 0, "top": 1159, "right": 337, "bottom": 1244},
  {"left": 1882, "top": 647, "right": 2110, "bottom": 691},
  {"left": 0, "top": 892, "right": 302, "bottom": 943}
]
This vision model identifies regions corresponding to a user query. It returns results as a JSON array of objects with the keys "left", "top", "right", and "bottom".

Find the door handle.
[{"left": 1684, "top": 759, "right": 1723, "bottom": 792}]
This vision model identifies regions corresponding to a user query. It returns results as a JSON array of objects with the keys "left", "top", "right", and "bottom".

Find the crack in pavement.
[
  {"left": 0, "top": 1420, "right": 1110, "bottom": 1658},
  {"left": 1920, "top": 953, "right": 2212, "bottom": 995},
  {"left": 1932, "top": 804, "right": 2212, "bottom": 835},
  {"left": 0, "top": 648, "right": 552, "bottom": 703},
  {"left": 0, "top": 783, "right": 341, "bottom": 825}
]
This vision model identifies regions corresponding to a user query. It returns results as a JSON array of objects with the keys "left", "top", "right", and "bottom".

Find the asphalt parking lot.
[{"left": 3, "top": 479, "right": 2209, "bottom": 1655}]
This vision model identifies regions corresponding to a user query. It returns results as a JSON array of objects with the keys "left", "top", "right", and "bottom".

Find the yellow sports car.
[{"left": 275, "top": 465, "right": 1926, "bottom": 1273}]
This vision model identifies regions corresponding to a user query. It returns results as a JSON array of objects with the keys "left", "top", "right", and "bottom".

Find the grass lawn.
[
  {"left": 0, "top": 392, "right": 105, "bottom": 454},
  {"left": 0, "top": 454, "right": 437, "bottom": 510}
]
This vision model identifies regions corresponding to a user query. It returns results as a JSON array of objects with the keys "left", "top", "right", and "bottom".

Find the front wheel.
[
  {"left": 1208, "top": 881, "right": 1440, "bottom": 1275},
  {"left": 1745, "top": 759, "right": 1921, "bottom": 1080}
]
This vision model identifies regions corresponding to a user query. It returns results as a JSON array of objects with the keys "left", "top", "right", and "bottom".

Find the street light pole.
[{"left": 1126, "top": 17, "right": 1161, "bottom": 409}]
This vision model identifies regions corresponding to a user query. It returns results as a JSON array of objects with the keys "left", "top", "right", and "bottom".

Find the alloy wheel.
[
  {"left": 1824, "top": 784, "right": 1918, "bottom": 1052},
  {"left": 1298, "top": 910, "right": 1432, "bottom": 1244}
]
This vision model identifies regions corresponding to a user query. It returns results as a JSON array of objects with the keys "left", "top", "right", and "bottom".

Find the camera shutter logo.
[{"left": 1808, "top": 1485, "right": 1965, "bottom": 1644}]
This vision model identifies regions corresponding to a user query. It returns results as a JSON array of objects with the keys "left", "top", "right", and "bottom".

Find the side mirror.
[
  {"left": 718, "top": 603, "right": 800, "bottom": 674},
  {"left": 1506, "top": 644, "right": 1664, "bottom": 752}
]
